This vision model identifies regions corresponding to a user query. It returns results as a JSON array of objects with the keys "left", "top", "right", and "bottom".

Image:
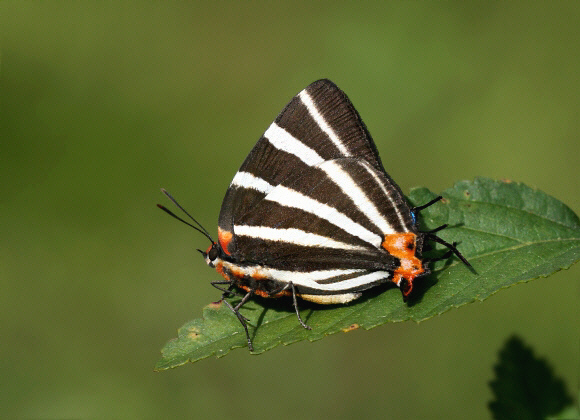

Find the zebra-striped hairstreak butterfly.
[{"left": 159, "top": 79, "right": 471, "bottom": 351}]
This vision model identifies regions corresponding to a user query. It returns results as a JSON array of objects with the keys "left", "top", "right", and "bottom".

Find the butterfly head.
[{"left": 201, "top": 242, "right": 222, "bottom": 268}]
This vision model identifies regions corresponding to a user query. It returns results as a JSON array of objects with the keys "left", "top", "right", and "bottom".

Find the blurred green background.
[{"left": 2, "top": 2, "right": 578, "bottom": 419}]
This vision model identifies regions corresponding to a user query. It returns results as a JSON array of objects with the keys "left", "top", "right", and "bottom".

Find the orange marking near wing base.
[
  {"left": 218, "top": 227, "right": 233, "bottom": 255},
  {"left": 230, "top": 267, "right": 246, "bottom": 280},
  {"left": 382, "top": 233, "right": 424, "bottom": 296},
  {"left": 250, "top": 270, "right": 268, "bottom": 281},
  {"left": 236, "top": 283, "right": 291, "bottom": 298},
  {"left": 215, "top": 262, "right": 230, "bottom": 281}
]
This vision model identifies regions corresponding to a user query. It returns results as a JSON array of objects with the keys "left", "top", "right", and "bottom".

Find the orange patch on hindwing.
[{"left": 382, "top": 233, "right": 424, "bottom": 295}]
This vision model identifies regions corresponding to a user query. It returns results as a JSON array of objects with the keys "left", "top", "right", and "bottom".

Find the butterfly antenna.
[
  {"left": 158, "top": 188, "right": 214, "bottom": 243},
  {"left": 414, "top": 196, "right": 474, "bottom": 270},
  {"left": 424, "top": 231, "right": 472, "bottom": 269},
  {"left": 412, "top": 195, "right": 443, "bottom": 213}
]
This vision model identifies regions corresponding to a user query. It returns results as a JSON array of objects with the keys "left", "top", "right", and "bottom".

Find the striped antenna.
[{"left": 158, "top": 188, "right": 214, "bottom": 244}]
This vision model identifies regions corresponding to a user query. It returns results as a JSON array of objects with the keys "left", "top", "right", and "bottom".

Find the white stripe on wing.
[
  {"left": 320, "top": 160, "right": 397, "bottom": 235},
  {"left": 264, "top": 123, "right": 324, "bottom": 166},
  {"left": 233, "top": 225, "right": 368, "bottom": 252},
  {"left": 299, "top": 89, "right": 351, "bottom": 156},
  {"left": 230, "top": 171, "right": 274, "bottom": 194}
]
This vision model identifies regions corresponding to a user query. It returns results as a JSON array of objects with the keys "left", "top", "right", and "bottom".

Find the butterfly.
[{"left": 159, "top": 79, "right": 471, "bottom": 351}]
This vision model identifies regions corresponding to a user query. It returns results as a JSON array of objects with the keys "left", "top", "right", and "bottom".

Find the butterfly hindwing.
[{"left": 232, "top": 158, "right": 414, "bottom": 272}]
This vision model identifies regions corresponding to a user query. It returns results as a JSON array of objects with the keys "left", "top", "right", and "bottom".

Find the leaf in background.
[
  {"left": 156, "top": 178, "right": 580, "bottom": 370},
  {"left": 547, "top": 398, "right": 580, "bottom": 420},
  {"left": 488, "top": 335, "right": 573, "bottom": 420}
]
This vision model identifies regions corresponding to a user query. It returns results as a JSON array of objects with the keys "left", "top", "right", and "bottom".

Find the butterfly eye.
[{"left": 208, "top": 245, "right": 219, "bottom": 261}]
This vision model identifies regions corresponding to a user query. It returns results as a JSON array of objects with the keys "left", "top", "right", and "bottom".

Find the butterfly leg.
[
  {"left": 223, "top": 290, "right": 255, "bottom": 351},
  {"left": 213, "top": 281, "right": 251, "bottom": 322},
  {"left": 211, "top": 280, "right": 244, "bottom": 298},
  {"left": 289, "top": 282, "right": 312, "bottom": 331},
  {"left": 271, "top": 282, "right": 312, "bottom": 330}
]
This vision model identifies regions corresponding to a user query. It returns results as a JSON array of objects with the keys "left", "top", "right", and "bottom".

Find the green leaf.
[
  {"left": 156, "top": 178, "right": 580, "bottom": 370},
  {"left": 488, "top": 335, "right": 573, "bottom": 420}
]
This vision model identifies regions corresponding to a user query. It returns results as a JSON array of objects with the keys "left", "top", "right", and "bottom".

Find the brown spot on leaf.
[
  {"left": 342, "top": 323, "right": 360, "bottom": 333},
  {"left": 209, "top": 301, "right": 222, "bottom": 309},
  {"left": 188, "top": 327, "right": 201, "bottom": 340}
]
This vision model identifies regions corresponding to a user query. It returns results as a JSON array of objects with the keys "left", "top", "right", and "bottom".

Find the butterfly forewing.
[
  {"left": 218, "top": 79, "right": 404, "bottom": 256},
  {"left": 275, "top": 79, "right": 385, "bottom": 171}
]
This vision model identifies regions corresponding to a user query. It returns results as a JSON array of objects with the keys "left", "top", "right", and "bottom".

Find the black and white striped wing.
[
  {"left": 229, "top": 157, "right": 415, "bottom": 293},
  {"left": 219, "top": 79, "right": 403, "bottom": 255},
  {"left": 223, "top": 158, "right": 412, "bottom": 295}
]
